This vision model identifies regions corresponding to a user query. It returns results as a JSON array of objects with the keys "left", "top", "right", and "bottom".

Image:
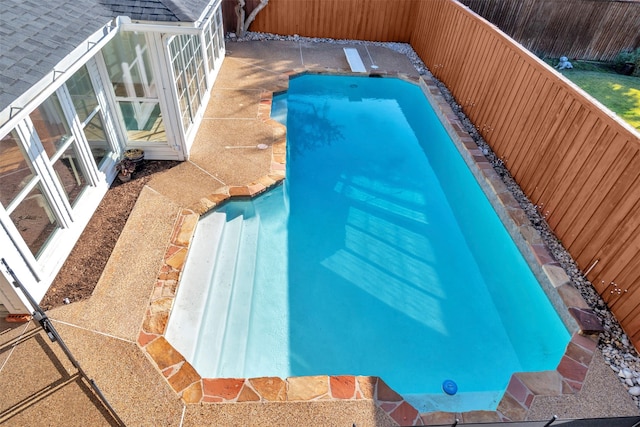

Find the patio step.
[
  {"left": 164, "top": 209, "right": 226, "bottom": 362},
  {"left": 192, "top": 201, "right": 260, "bottom": 377},
  {"left": 216, "top": 205, "right": 260, "bottom": 376}
]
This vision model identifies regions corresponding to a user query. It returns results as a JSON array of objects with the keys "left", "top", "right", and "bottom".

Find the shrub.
[{"left": 614, "top": 48, "right": 640, "bottom": 76}]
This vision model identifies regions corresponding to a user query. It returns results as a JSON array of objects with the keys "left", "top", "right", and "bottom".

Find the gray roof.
[
  {"left": 99, "top": 0, "right": 212, "bottom": 22},
  {"left": 0, "top": 0, "right": 212, "bottom": 114}
]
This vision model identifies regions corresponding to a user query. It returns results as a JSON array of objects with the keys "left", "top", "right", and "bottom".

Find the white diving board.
[{"left": 343, "top": 47, "right": 367, "bottom": 73}]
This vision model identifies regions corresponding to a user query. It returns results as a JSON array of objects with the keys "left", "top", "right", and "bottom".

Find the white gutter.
[{"left": 119, "top": 22, "right": 201, "bottom": 35}]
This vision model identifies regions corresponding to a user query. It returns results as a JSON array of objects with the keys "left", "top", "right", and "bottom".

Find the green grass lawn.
[{"left": 559, "top": 69, "right": 640, "bottom": 131}]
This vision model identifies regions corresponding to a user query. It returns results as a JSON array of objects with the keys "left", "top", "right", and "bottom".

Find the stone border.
[{"left": 137, "top": 69, "right": 604, "bottom": 425}]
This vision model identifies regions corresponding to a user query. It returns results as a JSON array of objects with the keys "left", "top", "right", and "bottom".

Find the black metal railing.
[{"left": 1, "top": 258, "right": 126, "bottom": 426}]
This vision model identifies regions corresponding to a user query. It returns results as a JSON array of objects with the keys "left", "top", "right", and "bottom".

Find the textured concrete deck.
[{"left": 1, "top": 40, "right": 638, "bottom": 426}]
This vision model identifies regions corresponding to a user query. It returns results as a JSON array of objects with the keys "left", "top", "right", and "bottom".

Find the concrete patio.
[{"left": 1, "top": 40, "right": 638, "bottom": 426}]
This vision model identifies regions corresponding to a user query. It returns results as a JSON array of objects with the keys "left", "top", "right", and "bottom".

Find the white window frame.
[
  {"left": 0, "top": 59, "right": 118, "bottom": 293},
  {"left": 163, "top": 5, "right": 225, "bottom": 152},
  {"left": 167, "top": 33, "right": 208, "bottom": 134}
]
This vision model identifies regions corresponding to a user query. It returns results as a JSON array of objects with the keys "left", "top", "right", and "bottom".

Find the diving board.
[{"left": 343, "top": 47, "right": 367, "bottom": 73}]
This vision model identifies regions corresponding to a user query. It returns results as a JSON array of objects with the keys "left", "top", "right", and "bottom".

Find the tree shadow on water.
[{"left": 286, "top": 99, "right": 344, "bottom": 159}]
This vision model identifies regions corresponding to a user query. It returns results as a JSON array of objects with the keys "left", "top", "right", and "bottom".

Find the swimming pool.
[{"left": 166, "top": 74, "right": 571, "bottom": 412}]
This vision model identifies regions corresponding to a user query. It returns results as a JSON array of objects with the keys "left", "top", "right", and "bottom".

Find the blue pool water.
[{"left": 167, "top": 75, "right": 570, "bottom": 412}]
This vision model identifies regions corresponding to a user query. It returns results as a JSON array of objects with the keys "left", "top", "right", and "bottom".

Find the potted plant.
[
  {"left": 115, "top": 158, "right": 136, "bottom": 182},
  {"left": 124, "top": 148, "right": 145, "bottom": 165}
]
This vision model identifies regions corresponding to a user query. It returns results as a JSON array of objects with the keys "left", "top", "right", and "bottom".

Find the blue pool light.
[{"left": 442, "top": 379, "right": 458, "bottom": 395}]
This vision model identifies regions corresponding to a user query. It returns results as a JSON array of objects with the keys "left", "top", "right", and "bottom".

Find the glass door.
[{"left": 101, "top": 32, "right": 167, "bottom": 144}]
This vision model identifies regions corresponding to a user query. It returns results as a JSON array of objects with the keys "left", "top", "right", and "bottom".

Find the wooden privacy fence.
[
  {"left": 459, "top": 0, "right": 640, "bottom": 62},
  {"left": 228, "top": 0, "right": 640, "bottom": 347},
  {"left": 223, "top": 0, "right": 418, "bottom": 41}
]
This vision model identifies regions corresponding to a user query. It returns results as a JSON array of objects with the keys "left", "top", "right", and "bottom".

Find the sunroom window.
[
  {"left": 65, "top": 64, "right": 113, "bottom": 168},
  {"left": 0, "top": 60, "right": 116, "bottom": 261},
  {"left": 0, "top": 131, "right": 61, "bottom": 258},
  {"left": 29, "top": 93, "right": 88, "bottom": 207},
  {"left": 169, "top": 34, "right": 208, "bottom": 133}
]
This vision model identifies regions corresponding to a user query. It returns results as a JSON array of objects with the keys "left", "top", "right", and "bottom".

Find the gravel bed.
[{"left": 230, "top": 31, "right": 640, "bottom": 406}]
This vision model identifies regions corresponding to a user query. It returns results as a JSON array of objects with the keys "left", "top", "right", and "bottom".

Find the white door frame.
[{"left": 95, "top": 31, "right": 185, "bottom": 160}]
